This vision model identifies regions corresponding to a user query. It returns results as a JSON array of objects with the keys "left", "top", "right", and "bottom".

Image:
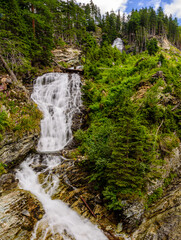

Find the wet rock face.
[
  {"left": 0, "top": 189, "right": 44, "bottom": 240},
  {"left": 0, "top": 132, "right": 39, "bottom": 167},
  {"left": 66, "top": 106, "right": 88, "bottom": 149},
  {"left": 71, "top": 106, "right": 87, "bottom": 132},
  {"left": 134, "top": 179, "right": 181, "bottom": 240}
]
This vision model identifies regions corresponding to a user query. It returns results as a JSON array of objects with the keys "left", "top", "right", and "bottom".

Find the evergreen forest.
[{"left": 0, "top": 0, "right": 181, "bottom": 213}]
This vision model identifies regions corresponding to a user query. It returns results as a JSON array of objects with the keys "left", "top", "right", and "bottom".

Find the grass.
[{"left": 0, "top": 87, "right": 42, "bottom": 138}]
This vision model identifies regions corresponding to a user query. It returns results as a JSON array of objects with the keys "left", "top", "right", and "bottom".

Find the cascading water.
[
  {"left": 31, "top": 73, "right": 82, "bottom": 152},
  {"left": 112, "top": 38, "right": 124, "bottom": 53},
  {"left": 16, "top": 73, "right": 108, "bottom": 240}
]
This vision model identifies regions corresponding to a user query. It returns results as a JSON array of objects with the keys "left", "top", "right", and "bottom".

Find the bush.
[
  {"left": 0, "top": 163, "right": 7, "bottom": 176},
  {"left": 147, "top": 187, "right": 163, "bottom": 205},
  {"left": 146, "top": 38, "right": 159, "bottom": 55}
]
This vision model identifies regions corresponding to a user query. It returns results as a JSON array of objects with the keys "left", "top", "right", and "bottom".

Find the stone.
[
  {"left": 0, "top": 132, "right": 39, "bottom": 167},
  {"left": 121, "top": 200, "right": 145, "bottom": 233},
  {"left": 152, "top": 71, "right": 164, "bottom": 79},
  {"left": 52, "top": 47, "right": 82, "bottom": 67},
  {"left": 22, "top": 210, "right": 31, "bottom": 217},
  {"left": 117, "top": 223, "right": 123, "bottom": 233},
  {"left": 0, "top": 189, "right": 44, "bottom": 240},
  {"left": 0, "top": 173, "right": 18, "bottom": 193},
  {"left": 133, "top": 179, "right": 181, "bottom": 240}
]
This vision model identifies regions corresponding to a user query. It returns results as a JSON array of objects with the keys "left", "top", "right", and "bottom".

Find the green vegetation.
[
  {"left": 147, "top": 187, "right": 163, "bottom": 206},
  {"left": 0, "top": 0, "right": 180, "bottom": 213},
  {"left": 75, "top": 41, "right": 181, "bottom": 211},
  {"left": 0, "top": 163, "right": 6, "bottom": 176},
  {"left": 146, "top": 39, "right": 159, "bottom": 55},
  {"left": 0, "top": 90, "right": 42, "bottom": 138},
  {"left": 1, "top": 1, "right": 181, "bottom": 81}
]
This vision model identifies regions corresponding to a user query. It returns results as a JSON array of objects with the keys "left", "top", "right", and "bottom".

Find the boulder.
[
  {"left": 0, "top": 173, "right": 18, "bottom": 194},
  {"left": 0, "top": 189, "right": 44, "bottom": 240},
  {"left": 0, "top": 132, "right": 39, "bottom": 167}
]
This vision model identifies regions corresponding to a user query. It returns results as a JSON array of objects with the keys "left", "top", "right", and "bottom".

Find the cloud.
[
  {"left": 78, "top": 0, "right": 128, "bottom": 14},
  {"left": 138, "top": 2, "right": 144, "bottom": 7},
  {"left": 164, "top": 0, "right": 181, "bottom": 18},
  {"left": 148, "top": 0, "right": 161, "bottom": 10}
]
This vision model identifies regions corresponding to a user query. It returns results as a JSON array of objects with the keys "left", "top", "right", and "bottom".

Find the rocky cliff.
[
  {"left": 134, "top": 176, "right": 181, "bottom": 240},
  {"left": 0, "top": 173, "right": 44, "bottom": 240},
  {"left": 0, "top": 75, "right": 43, "bottom": 239},
  {"left": 0, "top": 74, "right": 41, "bottom": 168}
]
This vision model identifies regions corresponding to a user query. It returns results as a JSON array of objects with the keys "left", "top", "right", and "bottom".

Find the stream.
[{"left": 16, "top": 73, "right": 108, "bottom": 240}]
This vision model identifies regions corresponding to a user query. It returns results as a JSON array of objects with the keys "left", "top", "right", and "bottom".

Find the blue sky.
[{"left": 78, "top": 0, "right": 181, "bottom": 24}]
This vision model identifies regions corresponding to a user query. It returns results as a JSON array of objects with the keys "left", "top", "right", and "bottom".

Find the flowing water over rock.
[
  {"left": 112, "top": 38, "right": 124, "bottom": 53},
  {"left": 16, "top": 73, "right": 107, "bottom": 240},
  {"left": 31, "top": 73, "right": 82, "bottom": 152}
]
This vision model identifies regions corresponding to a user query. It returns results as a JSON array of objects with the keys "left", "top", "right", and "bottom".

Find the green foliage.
[
  {"left": 0, "top": 0, "right": 180, "bottom": 213},
  {"left": 0, "top": 163, "right": 6, "bottom": 176},
  {"left": 0, "top": 90, "right": 41, "bottom": 138},
  {"left": 1, "top": 0, "right": 181, "bottom": 73},
  {"left": 0, "top": 110, "right": 10, "bottom": 131},
  {"left": 159, "top": 133, "right": 180, "bottom": 153},
  {"left": 146, "top": 38, "right": 159, "bottom": 55},
  {"left": 124, "top": 7, "right": 181, "bottom": 50},
  {"left": 164, "top": 172, "right": 177, "bottom": 187},
  {"left": 147, "top": 187, "right": 163, "bottom": 205},
  {"left": 77, "top": 46, "right": 181, "bottom": 211}
]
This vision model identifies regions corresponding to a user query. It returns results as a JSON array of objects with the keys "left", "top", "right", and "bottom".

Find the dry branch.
[{"left": 53, "top": 60, "right": 84, "bottom": 74}]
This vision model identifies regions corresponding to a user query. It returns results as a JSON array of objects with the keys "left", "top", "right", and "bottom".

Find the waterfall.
[
  {"left": 112, "top": 38, "right": 124, "bottom": 53},
  {"left": 31, "top": 73, "right": 82, "bottom": 152},
  {"left": 16, "top": 73, "right": 108, "bottom": 240}
]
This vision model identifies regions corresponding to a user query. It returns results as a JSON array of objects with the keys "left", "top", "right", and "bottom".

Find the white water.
[
  {"left": 112, "top": 38, "right": 124, "bottom": 53},
  {"left": 16, "top": 73, "right": 108, "bottom": 240},
  {"left": 31, "top": 73, "right": 82, "bottom": 152}
]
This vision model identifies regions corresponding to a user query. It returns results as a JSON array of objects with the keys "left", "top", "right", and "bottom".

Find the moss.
[
  {"left": 147, "top": 187, "right": 163, "bottom": 206},
  {"left": 0, "top": 163, "right": 7, "bottom": 176},
  {"left": 164, "top": 172, "right": 177, "bottom": 187},
  {"left": 0, "top": 87, "right": 42, "bottom": 141}
]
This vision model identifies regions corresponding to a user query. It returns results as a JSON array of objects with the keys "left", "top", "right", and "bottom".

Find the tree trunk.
[
  {"left": 0, "top": 54, "right": 18, "bottom": 83},
  {"left": 0, "top": 52, "right": 30, "bottom": 99}
]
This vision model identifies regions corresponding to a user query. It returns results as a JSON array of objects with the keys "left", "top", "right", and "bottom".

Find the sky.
[{"left": 78, "top": 0, "right": 181, "bottom": 24}]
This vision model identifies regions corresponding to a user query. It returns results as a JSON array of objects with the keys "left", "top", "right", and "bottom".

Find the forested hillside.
[
  {"left": 76, "top": 42, "right": 181, "bottom": 212},
  {"left": 1, "top": 0, "right": 181, "bottom": 78},
  {"left": 0, "top": 0, "right": 181, "bottom": 221}
]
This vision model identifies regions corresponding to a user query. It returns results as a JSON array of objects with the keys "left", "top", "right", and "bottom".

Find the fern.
[{"left": 0, "top": 110, "right": 10, "bottom": 131}]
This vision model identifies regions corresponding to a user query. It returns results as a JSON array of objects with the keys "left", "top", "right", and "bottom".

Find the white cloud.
[
  {"left": 148, "top": 0, "right": 161, "bottom": 10},
  {"left": 77, "top": 0, "right": 128, "bottom": 14},
  {"left": 138, "top": 2, "right": 144, "bottom": 7},
  {"left": 164, "top": 0, "right": 181, "bottom": 18}
]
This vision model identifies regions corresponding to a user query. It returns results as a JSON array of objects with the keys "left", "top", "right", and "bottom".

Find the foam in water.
[
  {"left": 16, "top": 155, "right": 107, "bottom": 240},
  {"left": 16, "top": 73, "right": 108, "bottom": 240},
  {"left": 31, "top": 73, "right": 82, "bottom": 152},
  {"left": 112, "top": 38, "right": 124, "bottom": 52}
]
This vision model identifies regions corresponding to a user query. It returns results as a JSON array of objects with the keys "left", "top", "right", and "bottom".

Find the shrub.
[{"left": 146, "top": 38, "right": 159, "bottom": 55}]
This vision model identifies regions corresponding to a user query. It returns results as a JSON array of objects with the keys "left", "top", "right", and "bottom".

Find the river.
[{"left": 16, "top": 73, "right": 108, "bottom": 240}]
